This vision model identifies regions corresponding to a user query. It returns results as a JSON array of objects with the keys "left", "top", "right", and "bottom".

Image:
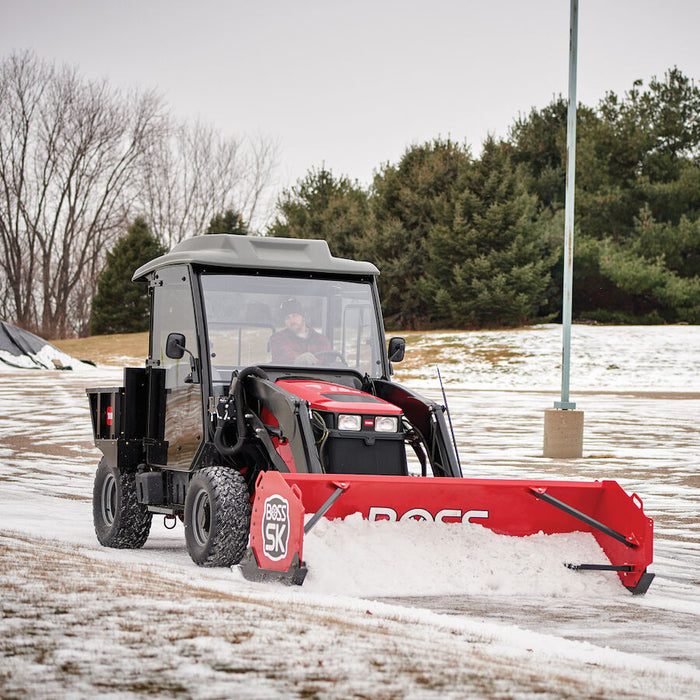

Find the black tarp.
[{"left": 0, "top": 321, "right": 72, "bottom": 369}]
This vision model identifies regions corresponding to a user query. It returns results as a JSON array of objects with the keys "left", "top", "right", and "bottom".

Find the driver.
[{"left": 270, "top": 298, "right": 331, "bottom": 365}]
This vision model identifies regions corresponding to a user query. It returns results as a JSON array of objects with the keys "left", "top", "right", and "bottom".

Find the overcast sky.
[{"left": 2, "top": 0, "right": 698, "bottom": 198}]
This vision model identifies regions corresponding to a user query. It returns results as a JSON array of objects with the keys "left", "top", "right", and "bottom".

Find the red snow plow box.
[{"left": 240, "top": 470, "right": 654, "bottom": 595}]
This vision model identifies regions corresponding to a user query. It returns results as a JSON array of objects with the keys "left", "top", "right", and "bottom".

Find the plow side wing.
[
  {"left": 280, "top": 473, "right": 654, "bottom": 593},
  {"left": 241, "top": 470, "right": 308, "bottom": 585}
]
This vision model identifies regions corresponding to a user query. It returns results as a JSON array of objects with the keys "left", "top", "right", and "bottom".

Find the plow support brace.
[
  {"left": 529, "top": 488, "right": 636, "bottom": 548},
  {"left": 304, "top": 483, "right": 348, "bottom": 534}
]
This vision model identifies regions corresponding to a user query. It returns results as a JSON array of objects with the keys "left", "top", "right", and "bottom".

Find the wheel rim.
[
  {"left": 192, "top": 490, "right": 212, "bottom": 546},
  {"left": 101, "top": 473, "right": 117, "bottom": 526}
]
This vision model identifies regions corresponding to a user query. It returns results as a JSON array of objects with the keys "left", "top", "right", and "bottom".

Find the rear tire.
[
  {"left": 93, "top": 458, "right": 152, "bottom": 548},
  {"left": 184, "top": 466, "right": 251, "bottom": 567}
]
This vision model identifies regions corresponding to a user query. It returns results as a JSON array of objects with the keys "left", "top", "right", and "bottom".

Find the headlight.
[
  {"left": 338, "top": 414, "right": 362, "bottom": 431},
  {"left": 375, "top": 416, "right": 398, "bottom": 432}
]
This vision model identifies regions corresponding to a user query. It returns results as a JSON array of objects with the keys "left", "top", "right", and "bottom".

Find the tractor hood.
[{"left": 275, "top": 379, "right": 402, "bottom": 416}]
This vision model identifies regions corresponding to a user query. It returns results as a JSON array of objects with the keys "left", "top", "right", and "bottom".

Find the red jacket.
[{"left": 270, "top": 327, "right": 331, "bottom": 364}]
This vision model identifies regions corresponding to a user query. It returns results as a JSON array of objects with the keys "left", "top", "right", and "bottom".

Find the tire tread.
[
  {"left": 185, "top": 466, "right": 251, "bottom": 567},
  {"left": 93, "top": 458, "right": 152, "bottom": 549}
]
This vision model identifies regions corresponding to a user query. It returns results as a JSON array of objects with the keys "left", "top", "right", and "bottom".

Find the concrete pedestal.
[{"left": 543, "top": 408, "right": 584, "bottom": 458}]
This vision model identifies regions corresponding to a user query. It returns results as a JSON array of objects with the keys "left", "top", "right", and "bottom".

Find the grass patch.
[{"left": 53, "top": 332, "right": 148, "bottom": 366}]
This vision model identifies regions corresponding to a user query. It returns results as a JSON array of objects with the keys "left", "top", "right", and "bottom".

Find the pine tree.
[
  {"left": 423, "top": 138, "right": 554, "bottom": 327},
  {"left": 206, "top": 209, "right": 249, "bottom": 235},
  {"left": 508, "top": 68, "right": 700, "bottom": 324},
  {"left": 90, "top": 218, "right": 167, "bottom": 335},
  {"left": 267, "top": 167, "right": 369, "bottom": 259},
  {"left": 361, "top": 138, "right": 473, "bottom": 326}
]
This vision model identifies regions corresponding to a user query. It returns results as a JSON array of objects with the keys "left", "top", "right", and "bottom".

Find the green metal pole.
[{"left": 555, "top": 0, "right": 578, "bottom": 411}]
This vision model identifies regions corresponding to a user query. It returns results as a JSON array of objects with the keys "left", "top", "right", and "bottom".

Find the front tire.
[
  {"left": 184, "top": 466, "right": 251, "bottom": 567},
  {"left": 93, "top": 458, "right": 152, "bottom": 548}
]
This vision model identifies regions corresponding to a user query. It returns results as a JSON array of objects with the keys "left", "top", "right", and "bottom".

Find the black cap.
[{"left": 280, "top": 297, "right": 303, "bottom": 317}]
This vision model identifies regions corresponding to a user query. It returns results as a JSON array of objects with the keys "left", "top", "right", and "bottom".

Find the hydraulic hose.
[{"left": 214, "top": 366, "right": 269, "bottom": 457}]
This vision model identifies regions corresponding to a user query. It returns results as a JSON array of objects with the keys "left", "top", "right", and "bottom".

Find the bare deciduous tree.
[
  {"left": 138, "top": 121, "right": 278, "bottom": 247},
  {"left": 0, "top": 51, "right": 279, "bottom": 338},
  {"left": 0, "top": 51, "right": 165, "bottom": 338}
]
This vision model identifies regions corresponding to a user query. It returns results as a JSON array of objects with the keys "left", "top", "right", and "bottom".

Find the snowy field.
[{"left": 1, "top": 324, "right": 698, "bottom": 698}]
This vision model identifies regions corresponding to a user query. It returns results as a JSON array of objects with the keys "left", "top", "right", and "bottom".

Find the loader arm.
[
  {"left": 243, "top": 374, "right": 324, "bottom": 474},
  {"left": 372, "top": 379, "right": 462, "bottom": 478}
]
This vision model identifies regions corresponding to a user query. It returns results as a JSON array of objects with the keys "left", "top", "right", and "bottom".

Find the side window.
[
  {"left": 151, "top": 266, "right": 198, "bottom": 388},
  {"left": 341, "top": 303, "right": 377, "bottom": 371}
]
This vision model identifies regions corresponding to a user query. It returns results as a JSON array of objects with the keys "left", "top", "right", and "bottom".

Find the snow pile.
[{"left": 299, "top": 514, "right": 622, "bottom": 598}]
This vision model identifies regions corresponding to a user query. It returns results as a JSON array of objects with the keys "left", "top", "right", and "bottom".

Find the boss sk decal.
[
  {"left": 368, "top": 506, "right": 489, "bottom": 523},
  {"left": 262, "top": 494, "right": 290, "bottom": 561}
]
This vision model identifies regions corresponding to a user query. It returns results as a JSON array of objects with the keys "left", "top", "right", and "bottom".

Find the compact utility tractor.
[{"left": 87, "top": 235, "right": 654, "bottom": 593}]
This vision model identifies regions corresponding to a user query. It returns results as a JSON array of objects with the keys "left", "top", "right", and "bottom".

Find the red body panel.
[{"left": 262, "top": 379, "right": 405, "bottom": 473}]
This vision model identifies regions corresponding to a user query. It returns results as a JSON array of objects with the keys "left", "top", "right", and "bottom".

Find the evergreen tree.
[
  {"left": 361, "top": 138, "right": 473, "bottom": 325},
  {"left": 90, "top": 218, "right": 167, "bottom": 334},
  {"left": 267, "top": 167, "right": 369, "bottom": 259},
  {"left": 424, "top": 138, "right": 554, "bottom": 327},
  {"left": 360, "top": 137, "right": 552, "bottom": 327},
  {"left": 508, "top": 68, "right": 700, "bottom": 324},
  {"left": 573, "top": 209, "right": 700, "bottom": 323},
  {"left": 206, "top": 209, "right": 249, "bottom": 235},
  {"left": 263, "top": 69, "right": 699, "bottom": 328},
  {"left": 509, "top": 96, "right": 570, "bottom": 210}
]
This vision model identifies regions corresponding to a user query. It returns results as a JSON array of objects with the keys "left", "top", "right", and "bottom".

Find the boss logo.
[
  {"left": 368, "top": 506, "right": 489, "bottom": 523},
  {"left": 262, "top": 495, "right": 290, "bottom": 561}
]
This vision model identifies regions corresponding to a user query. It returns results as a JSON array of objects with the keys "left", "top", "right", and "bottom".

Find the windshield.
[{"left": 200, "top": 273, "right": 384, "bottom": 379}]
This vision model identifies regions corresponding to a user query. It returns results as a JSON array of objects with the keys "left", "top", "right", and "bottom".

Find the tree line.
[
  {"left": 271, "top": 67, "right": 700, "bottom": 328},
  {"left": 3, "top": 51, "right": 698, "bottom": 337}
]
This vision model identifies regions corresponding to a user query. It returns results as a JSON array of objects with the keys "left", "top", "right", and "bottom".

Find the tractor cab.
[{"left": 126, "top": 235, "right": 458, "bottom": 480}]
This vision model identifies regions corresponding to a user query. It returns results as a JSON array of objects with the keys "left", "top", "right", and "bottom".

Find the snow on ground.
[
  {"left": 1, "top": 325, "right": 699, "bottom": 697},
  {"left": 401, "top": 323, "right": 700, "bottom": 392},
  {"left": 4, "top": 532, "right": 696, "bottom": 700},
  {"left": 2, "top": 532, "right": 696, "bottom": 700}
]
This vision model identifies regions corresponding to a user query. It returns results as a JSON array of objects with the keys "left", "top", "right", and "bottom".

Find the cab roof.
[{"left": 132, "top": 234, "right": 379, "bottom": 280}]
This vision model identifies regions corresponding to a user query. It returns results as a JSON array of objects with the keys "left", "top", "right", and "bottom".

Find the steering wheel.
[{"left": 314, "top": 350, "right": 348, "bottom": 366}]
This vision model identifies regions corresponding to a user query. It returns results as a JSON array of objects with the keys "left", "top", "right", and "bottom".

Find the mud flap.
[{"left": 239, "top": 470, "right": 308, "bottom": 585}]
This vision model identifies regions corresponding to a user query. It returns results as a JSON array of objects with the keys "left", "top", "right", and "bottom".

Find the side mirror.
[
  {"left": 387, "top": 336, "right": 406, "bottom": 363},
  {"left": 165, "top": 332, "right": 186, "bottom": 360}
]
